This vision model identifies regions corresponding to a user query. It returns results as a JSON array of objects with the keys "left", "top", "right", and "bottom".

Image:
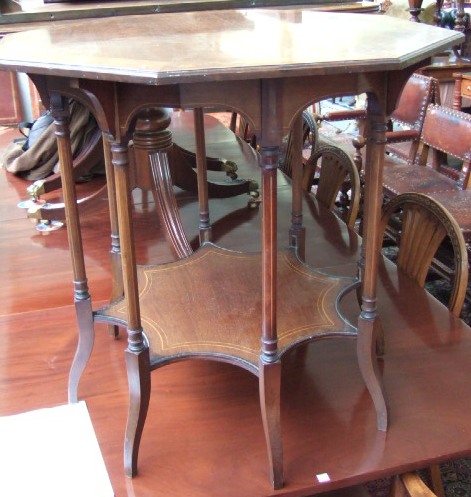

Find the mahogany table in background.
[{"left": 1, "top": 185, "right": 471, "bottom": 497}]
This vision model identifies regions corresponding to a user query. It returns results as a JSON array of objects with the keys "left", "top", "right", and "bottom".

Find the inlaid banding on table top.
[
  {"left": 0, "top": 10, "right": 463, "bottom": 84},
  {"left": 95, "top": 244, "right": 358, "bottom": 366}
]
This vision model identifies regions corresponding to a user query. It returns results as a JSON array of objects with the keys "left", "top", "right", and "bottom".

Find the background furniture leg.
[{"left": 259, "top": 358, "right": 283, "bottom": 490}]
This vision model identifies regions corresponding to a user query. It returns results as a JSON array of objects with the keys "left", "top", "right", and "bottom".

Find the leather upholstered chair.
[
  {"left": 381, "top": 104, "right": 471, "bottom": 255},
  {"left": 317, "top": 73, "right": 440, "bottom": 165}
]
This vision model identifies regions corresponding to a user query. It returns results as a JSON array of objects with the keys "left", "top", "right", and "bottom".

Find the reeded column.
[{"left": 132, "top": 107, "right": 192, "bottom": 259}]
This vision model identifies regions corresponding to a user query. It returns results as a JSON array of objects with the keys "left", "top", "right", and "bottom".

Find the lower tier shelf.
[{"left": 95, "top": 243, "right": 359, "bottom": 371}]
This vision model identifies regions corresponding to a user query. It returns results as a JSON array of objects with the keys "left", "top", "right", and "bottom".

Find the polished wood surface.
[
  {"left": 0, "top": 10, "right": 463, "bottom": 86},
  {"left": 0, "top": 0, "right": 381, "bottom": 33},
  {"left": 2, "top": 164, "right": 471, "bottom": 496}
]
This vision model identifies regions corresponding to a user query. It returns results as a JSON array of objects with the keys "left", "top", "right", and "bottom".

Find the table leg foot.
[
  {"left": 357, "top": 315, "right": 388, "bottom": 432},
  {"left": 124, "top": 344, "right": 151, "bottom": 478},
  {"left": 68, "top": 298, "right": 95, "bottom": 403}
]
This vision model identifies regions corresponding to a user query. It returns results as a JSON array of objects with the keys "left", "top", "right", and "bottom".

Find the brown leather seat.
[{"left": 382, "top": 104, "right": 471, "bottom": 244}]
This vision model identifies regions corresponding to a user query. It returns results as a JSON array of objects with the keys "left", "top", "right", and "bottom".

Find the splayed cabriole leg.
[
  {"left": 358, "top": 94, "right": 389, "bottom": 431},
  {"left": 357, "top": 310, "right": 388, "bottom": 432},
  {"left": 112, "top": 139, "right": 151, "bottom": 477},
  {"left": 124, "top": 334, "right": 151, "bottom": 478},
  {"left": 49, "top": 93, "right": 94, "bottom": 404},
  {"left": 68, "top": 299, "right": 95, "bottom": 403}
]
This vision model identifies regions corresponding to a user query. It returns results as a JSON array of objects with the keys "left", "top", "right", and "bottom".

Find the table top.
[
  {"left": 0, "top": 9, "right": 463, "bottom": 84},
  {"left": 0, "top": 0, "right": 381, "bottom": 31}
]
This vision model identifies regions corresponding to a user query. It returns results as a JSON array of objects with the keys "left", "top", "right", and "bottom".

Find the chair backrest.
[
  {"left": 391, "top": 73, "right": 440, "bottom": 131},
  {"left": 390, "top": 473, "right": 438, "bottom": 497},
  {"left": 278, "top": 109, "right": 319, "bottom": 179},
  {"left": 302, "top": 144, "right": 360, "bottom": 229},
  {"left": 420, "top": 103, "right": 471, "bottom": 189},
  {"left": 380, "top": 192, "right": 468, "bottom": 316}
]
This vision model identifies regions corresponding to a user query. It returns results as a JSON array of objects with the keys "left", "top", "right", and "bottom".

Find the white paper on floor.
[{"left": 0, "top": 401, "right": 114, "bottom": 497}]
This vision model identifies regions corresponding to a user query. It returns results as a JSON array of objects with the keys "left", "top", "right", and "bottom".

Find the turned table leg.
[
  {"left": 357, "top": 94, "right": 388, "bottom": 432},
  {"left": 49, "top": 94, "right": 95, "bottom": 403},
  {"left": 111, "top": 139, "right": 151, "bottom": 478}
]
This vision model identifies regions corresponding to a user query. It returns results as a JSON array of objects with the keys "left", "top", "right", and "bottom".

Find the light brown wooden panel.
[{"left": 0, "top": 70, "right": 22, "bottom": 124}]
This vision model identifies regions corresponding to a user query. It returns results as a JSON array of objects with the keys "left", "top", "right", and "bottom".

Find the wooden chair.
[
  {"left": 385, "top": 74, "right": 441, "bottom": 164},
  {"left": 321, "top": 472, "right": 440, "bottom": 497},
  {"left": 379, "top": 192, "right": 468, "bottom": 318},
  {"left": 302, "top": 143, "right": 361, "bottom": 230},
  {"left": 381, "top": 104, "right": 471, "bottom": 256},
  {"left": 233, "top": 108, "right": 318, "bottom": 157},
  {"left": 378, "top": 192, "right": 468, "bottom": 497},
  {"left": 317, "top": 73, "right": 440, "bottom": 165}
]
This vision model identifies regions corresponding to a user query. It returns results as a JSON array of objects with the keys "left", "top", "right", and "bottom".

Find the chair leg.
[
  {"left": 357, "top": 315, "right": 388, "bottom": 432},
  {"left": 428, "top": 464, "right": 446, "bottom": 497},
  {"left": 68, "top": 298, "right": 95, "bottom": 403},
  {"left": 124, "top": 344, "right": 151, "bottom": 478},
  {"left": 259, "top": 358, "right": 283, "bottom": 489}
]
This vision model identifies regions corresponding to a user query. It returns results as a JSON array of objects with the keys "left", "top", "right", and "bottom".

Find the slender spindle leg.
[
  {"left": 357, "top": 95, "right": 388, "bottom": 432},
  {"left": 289, "top": 113, "right": 306, "bottom": 260},
  {"left": 112, "top": 142, "right": 151, "bottom": 478},
  {"left": 102, "top": 133, "right": 122, "bottom": 338},
  {"left": 49, "top": 94, "right": 94, "bottom": 403},
  {"left": 193, "top": 107, "right": 212, "bottom": 245},
  {"left": 259, "top": 146, "right": 283, "bottom": 489},
  {"left": 133, "top": 108, "right": 192, "bottom": 259}
]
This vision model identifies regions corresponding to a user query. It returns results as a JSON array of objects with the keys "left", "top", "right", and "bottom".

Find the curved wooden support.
[
  {"left": 133, "top": 108, "right": 193, "bottom": 259},
  {"left": 170, "top": 144, "right": 258, "bottom": 199},
  {"left": 357, "top": 313, "right": 388, "bottom": 431},
  {"left": 28, "top": 126, "right": 104, "bottom": 196},
  {"left": 26, "top": 183, "right": 107, "bottom": 221},
  {"left": 68, "top": 298, "right": 95, "bottom": 403},
  {"left": 124, "top": 343, "right": 151, "bottom": 478}
]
